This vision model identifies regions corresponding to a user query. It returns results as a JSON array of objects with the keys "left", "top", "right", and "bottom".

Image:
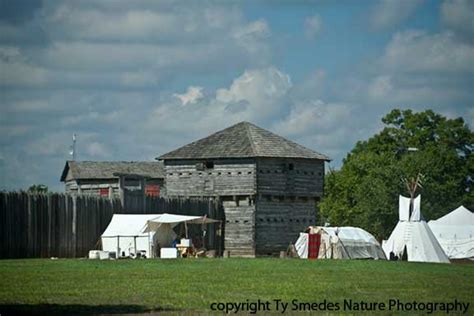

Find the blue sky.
[{"left": 1, "top": 0, "right": 473, "bottom": 191}]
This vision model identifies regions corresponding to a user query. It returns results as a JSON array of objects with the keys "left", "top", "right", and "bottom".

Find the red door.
[{"left": 308, "top": 233, "right": 321, "bottom": 259}]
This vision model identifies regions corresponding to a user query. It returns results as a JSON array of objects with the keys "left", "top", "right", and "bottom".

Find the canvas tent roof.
[
  {"left": 158, "top": 121, "right": 330, "bottom": 161},
  {"left": 295, "top": 226, "right": 386, "bottom": 260},
  {"left": 101, "top": 214, "right": 162, "bottom": 258},
  {"left": 428, "top": 206, "right": 474, "bottom": 259},
  {"left": 382, "top": 195, "right": 450, "bottom": 263},
  {"left": 102, "top": 214, "right": 161, "bottom": 237},
  {"left": 142, "top": 213, "right": 220, "bottom": 233},
  {"left": 100, "top": 214, "right": 220, "bottom": 258}
]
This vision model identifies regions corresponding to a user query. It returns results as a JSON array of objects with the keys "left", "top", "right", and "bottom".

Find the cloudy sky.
[{"left": 1, "top": 0, "right": 473, "bottom": 191}]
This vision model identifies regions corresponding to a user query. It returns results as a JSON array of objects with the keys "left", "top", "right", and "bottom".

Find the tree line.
[{"left": 320, "top": 109, "right": 473, "bottom": 240}]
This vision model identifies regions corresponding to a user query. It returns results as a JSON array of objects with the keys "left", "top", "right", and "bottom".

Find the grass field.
[{"left": 0, "top": 258, "right": 473, "bottom": 314}]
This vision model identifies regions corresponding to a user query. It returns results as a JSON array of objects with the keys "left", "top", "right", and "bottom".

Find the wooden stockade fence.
[{"left": 0, "top": 192, "right": 223, "bottom": 259}]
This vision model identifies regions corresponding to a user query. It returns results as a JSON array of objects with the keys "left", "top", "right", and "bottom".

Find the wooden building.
[
  {"left": 158, "top": 121, "right": 330, "bottom": 257},
  {"left": 60, "top": 161, "right": 165, "bottom": 197}
]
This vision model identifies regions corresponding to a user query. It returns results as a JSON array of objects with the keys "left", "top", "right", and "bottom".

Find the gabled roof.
[
  {"left": 158, "top": 121, "right": 330, "bottom": 161},
  {"left": 60, "top": 161, "right": 165, "bottom": 182}
]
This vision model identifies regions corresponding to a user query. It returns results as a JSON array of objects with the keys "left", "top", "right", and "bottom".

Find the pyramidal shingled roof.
[{"left": 158, "top": 122, "right": 330, "bottom": 161}]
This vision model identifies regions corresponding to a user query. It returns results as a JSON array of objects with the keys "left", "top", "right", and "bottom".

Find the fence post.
[
  {"left": 72, "top": 195, "right": 77, "bottom": 258},
  {"left": 47, "top": 194, "right": 53, "bottom": 258}
]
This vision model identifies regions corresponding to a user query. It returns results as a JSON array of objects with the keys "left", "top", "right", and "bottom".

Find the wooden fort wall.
[
  {"left": 163, "top": 157, "right": 325, "bottom": 257},
  {"left": 256, "top": 158, "right": 324, "bottom": 197},
  {"left": 164, "top": 159, "right": 257, "bottom": 256},
  {"left": 65, "top": 179, "right": 164, "bottom": 197},
  {"left": 255, "top": 196, "right": 317, "bottom": 255},
  {"left": 164, "top": 159, "right": 256, "bottom": 197},
  {"left": 254, "top": 158, "right": 324, "bottom": 255}
]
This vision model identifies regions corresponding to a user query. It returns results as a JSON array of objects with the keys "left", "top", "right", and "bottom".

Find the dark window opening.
[
  {"left": 205, "top": 161, "right": 214, "bottom": 169},
  {"left": 288, "top": 163, "right": 294, "bottom": 171}
]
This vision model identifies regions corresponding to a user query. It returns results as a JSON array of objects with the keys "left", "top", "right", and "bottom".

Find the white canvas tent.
[
  {"left": 101, "top": 213, "right": 220, "bottom": 258},
  {"left": 428, "top": 206, "right": 473, "bottom": 259},
  {"left": 101, "top": 214, "right": 161, "bottom": 258},
  {"left": 295, "top": 226, "right": 386, "bottom": 260},
  {"left": 142, "top": 213, "right": 220, "bottom": 251},
  {"left": 382, "top": 195, "right": 450, "bottom": 263}
]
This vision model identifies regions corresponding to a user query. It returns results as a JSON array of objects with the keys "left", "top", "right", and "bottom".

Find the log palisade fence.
[{"left": 0, "top": 192, "right": 223, "bottom": 259}]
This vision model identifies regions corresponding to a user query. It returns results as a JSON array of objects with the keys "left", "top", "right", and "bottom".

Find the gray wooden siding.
[
  {"left": 256, "top": 158, "right": 324, "bottom": 197},
  {"left": 255, "top": 196, "right": 317, "bottom": 255},
  {"left": 223, "top": 201, "right": 256, "bottom": 257},
  {"left": 65, "top": 179, "right": 163, "bottom": 197},
  {"left": 65, "top": 179, "right": 118, "bottom": 196},
  {"left": 164, "top": 159, "right": 256, "bottom": 197}
]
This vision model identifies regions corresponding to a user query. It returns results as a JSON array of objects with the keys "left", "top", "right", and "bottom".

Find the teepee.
[{"left": 382, "top": 195, "right": 450, "bottom": 263}]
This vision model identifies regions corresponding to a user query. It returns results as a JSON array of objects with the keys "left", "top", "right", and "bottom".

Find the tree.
[
  {"left": 320, "top": 109, "right": 473, "bottom": 240},
  {"left": 28, "top": 184, "right": 49, "bottom": 193}
]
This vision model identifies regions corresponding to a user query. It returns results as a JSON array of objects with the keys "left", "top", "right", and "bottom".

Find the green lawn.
[{"left": 0, "top": 258, "right": 473, "bottom": 314}]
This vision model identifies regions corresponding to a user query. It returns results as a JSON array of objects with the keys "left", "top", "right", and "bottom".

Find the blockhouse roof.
[{"left": 158, "top": 121, "right": 330, "bottom": 161}]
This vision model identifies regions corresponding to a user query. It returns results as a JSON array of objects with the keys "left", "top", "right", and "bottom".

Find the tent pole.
[
  {"left": 117, "top": 236, "right": 120, "bottom": 259},
  {"left": 185, "top": 222, "right": 188, "bottom": 239},
  {"left": 134, "top": 236, "right": 137, "bottom": 258},
  {"left": 148, "top": 231, "right": 151, "bottom": 259}
]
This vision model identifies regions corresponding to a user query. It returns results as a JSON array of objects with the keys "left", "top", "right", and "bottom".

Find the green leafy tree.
[
  {"left": 28, "top": 184, "right": 49, "bottom": 193},
  {"left": 320, "top": 109, "right": 473, "bottom": 240}
]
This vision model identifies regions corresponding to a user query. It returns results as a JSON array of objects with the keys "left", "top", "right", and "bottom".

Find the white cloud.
[
  {"left": 144, "top": 67, "right": 293, "bottom": 139},
  {"left": 2, "top": 3, "right": 272, "bottom": 89},
  {"left": 216, "top": 67, "right": 291, "bottom": 109},
  {"left": 0, "top": 47, "right": 48, "bottom": 86},
  {"left": 368, "top": 75, "right": 393, "bottom": 99},
  {"left": 381, "top": 30, "right": 474, "bottom": 73},
  {"left": 441, "top": 0, "right": 474, "bottom": 36},
  {"left": 85, "top": 142, "right": 110, "bottom": 157},
  {"left": 304, "top": 15, "right": 322, "bottom": 39},
  {"left": 173, "top": 86, "right": 204, "bottom": 105},
  {"left": 120, "top": 70, "right": 159, "bottom": 88},
  {"left": 372, "top": 0, "right": 424, "bottom": 30},
  {"left": 233, "top": 19, "right": 270, "bottom": 40}
]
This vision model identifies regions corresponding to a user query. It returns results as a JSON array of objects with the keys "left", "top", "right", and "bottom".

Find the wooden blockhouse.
[{"left": 158, "top": 121, "right": 330, "bottom": 257}]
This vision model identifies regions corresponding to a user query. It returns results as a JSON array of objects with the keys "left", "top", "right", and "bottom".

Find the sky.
[{"left": 0, "top": 0, "right": 473, "bottom": 192}]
